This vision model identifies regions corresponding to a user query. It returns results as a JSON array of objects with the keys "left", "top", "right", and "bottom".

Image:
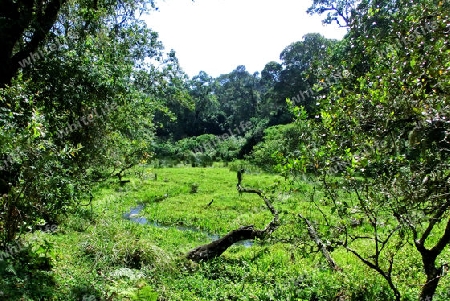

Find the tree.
[
  {"left": 0, "top": 0, "right": 67, "bottom": 87},
  {"left": 0, "top": 0, "right": 159, "bottom": 88},
  {"left": 144, "top": 49, "right": 193, "bottom": 140},
  {"left": 215, "top": 65, "right": 260, "bottom": 130},
  {"left": 259, "top": 61, "right": 292, "bottom": 124},
  {"left": 186, "top": 71, "right": 222, "bottom": 136},
  {"left": 0, "top": 0, "right": 185, "bottom": 244},
  {"left": 290, "top": 0, "right": 450, "bottom": 300},
  {"left": 278, "top": 33, "right": 337, "bottom": 118},
  {"left": 307, "top": 0, "right": 359, "bottom": 27},
  {"left": 187, "top": 171, "right": 279, "bottom": 262}
]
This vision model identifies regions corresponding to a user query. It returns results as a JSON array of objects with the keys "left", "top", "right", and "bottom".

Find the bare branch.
[
  {"left": 299, "top": 213, "right": 342, "bottom": 271},
  {"left": 186, "top": 172, "right": 279, "bottom": 262}
]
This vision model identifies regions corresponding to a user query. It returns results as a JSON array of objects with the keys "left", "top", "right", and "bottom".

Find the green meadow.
[{"left": 2, "top": 164, "right": 448, "bottom": 300}]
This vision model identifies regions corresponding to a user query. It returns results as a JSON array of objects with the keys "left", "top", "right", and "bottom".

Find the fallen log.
[
  {"left": 187, "top": 225, "right": 261, "bottom": 261},
  {"left": 186, "top": 174, "right": 279, "bottom": 262}
]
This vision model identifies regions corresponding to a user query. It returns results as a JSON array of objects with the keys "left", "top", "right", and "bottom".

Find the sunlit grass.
[{"left": 8, "top": 164, "right": 445, "bottom": 300}]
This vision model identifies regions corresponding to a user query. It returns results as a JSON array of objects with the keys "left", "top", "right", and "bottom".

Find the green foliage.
[
  {"left": 251, "top": 124, "right": 301, "bottom": 172},
  {"left": 0, "top": 0, "right": 187, "bottom": 244},
  {"left": 154, "top": 134, "right": 247, "bottom": 166},
  {"left": 0, "top": 233, "right": 56, "bottom": 300},
  {"left": 250, "top": 110, "right": 320, "bottom": 176},
  {"left": 287, "top": 0, "right": 450, "bottom": 300},
  {"left": 307, "top": 0, "right": 357, "bottom": 26},
  {"left": 133, "top": 285, "right": 158, "bottom": 301},
  {"left": 215, "top": 135, "right": 246, "bottom": 161},
  {"left": 2, "top": 0, "right": 450, "bottom": 300},
  {"left": 9, "top": 166, "right": 435, "bottom": 300},
  {"left": 0, "top": 82, "right": 86, "bottom": 242},
  {"left": 214, "top": 65, "right": 259, "bottom": 129}
]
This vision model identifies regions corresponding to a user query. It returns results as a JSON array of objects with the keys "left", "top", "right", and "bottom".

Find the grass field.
[{"left": 1, "top": 164, "right": 449, "bottom": 300}]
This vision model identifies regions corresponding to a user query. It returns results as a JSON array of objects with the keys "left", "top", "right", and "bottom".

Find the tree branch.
[
  {"left": 299, "top": 213, "right": 341, "bottom": 271},
  {"left": 186, "top": 173, "right": 279, "bottom": 262}
]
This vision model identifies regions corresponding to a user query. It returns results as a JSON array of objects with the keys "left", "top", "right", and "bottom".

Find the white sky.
[{"left": 144, "top": 0, "right": 348, "bottom": 78}]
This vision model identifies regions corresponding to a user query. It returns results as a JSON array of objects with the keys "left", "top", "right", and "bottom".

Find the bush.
[
  {"left": 154, "top": 133, "right": 247, "bottom": 164},
  {"left": 250, "top": 124, "right": 304, "bottom": 172}
]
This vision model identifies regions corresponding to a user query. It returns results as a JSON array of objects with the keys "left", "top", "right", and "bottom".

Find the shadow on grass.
[{"left": 0, "top": 254, "right": 56, "bottom": 300}]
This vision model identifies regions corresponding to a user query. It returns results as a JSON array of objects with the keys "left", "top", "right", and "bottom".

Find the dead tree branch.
[
  {"left": 298, "top": 213, "right": 342, "bottom": 271},
  {"left": 186, "top": 172, "right": 279, "bottom": 262}
]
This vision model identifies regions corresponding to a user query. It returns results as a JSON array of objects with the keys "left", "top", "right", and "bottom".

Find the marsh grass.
[{"left": 2, "top": 165, "right": 449, "bottom": 300}]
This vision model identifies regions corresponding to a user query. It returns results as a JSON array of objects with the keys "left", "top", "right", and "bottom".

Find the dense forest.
[{"left": 1, "top": 0, "right": 449, "bottom": 300}]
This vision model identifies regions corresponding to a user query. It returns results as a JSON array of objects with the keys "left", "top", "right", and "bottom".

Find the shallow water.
[{"left": 123, "top": 204, "right": 253, "bottom": 247}]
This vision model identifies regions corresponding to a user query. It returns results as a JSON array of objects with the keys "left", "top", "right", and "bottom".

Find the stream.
[{"left": 123, "top": 204, "right": 253, "bottom": 247}]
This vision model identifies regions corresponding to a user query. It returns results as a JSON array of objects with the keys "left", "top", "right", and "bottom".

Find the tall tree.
[
  {"left": 0, "top": 0, "right": 185, "bottom": 244},
  {"left": 0, "top": 0, "right": 67, "bottom": 87},
  {"left": 290, "top": 0, "right": 450, "bottom": 300},
  {"left": 278, "top": 33, "right": 337, "bottom": 118},
  {"left": 215, "top": 65, "right": 259, "bottom": 130},
  {"left": 259, "top": 61, "right": 291, "bottom": 124},
  {"left": 187, "top": 71, "right": 222, "bottom": 136},
  {"left": 307, "top": 0, "right": 359, "bottom": 26},
  {"left": 0, "top": 0, "right": 159, "bottom": 88}
]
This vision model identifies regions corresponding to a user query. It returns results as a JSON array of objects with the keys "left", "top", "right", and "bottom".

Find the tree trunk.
[
  {"left": 418, "top": 252, "right": 442, "bottom": 301},
  {"left": 0, "top": 0, "right": 67, "bottom": 88},
  {"left": 187, "top": 206, "right": 279, "bottom": 262},
  {"left": 187, "top": 225, "right": 267, "bottom": 261},
  {"left": 416, "top": 217, "right": 450, "bottom": 301},
  {"left": 419, "top": 269, "right": 440, "bottom": 301}
]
